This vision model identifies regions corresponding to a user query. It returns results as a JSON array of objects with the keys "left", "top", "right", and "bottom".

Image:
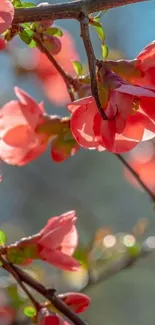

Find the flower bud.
[{"left": 43, "top": 35, "right": 62, "bottom": 55}]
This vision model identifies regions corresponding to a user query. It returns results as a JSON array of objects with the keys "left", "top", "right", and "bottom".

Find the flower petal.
[
  {"left": 39, "top": 248, "right": 80, "bottom": 271},
  {"left": 3, "top": 125, "right": 36, "bottom": 147},
  {"left": 14, "top": 87, "right": 42, "bottom": 128},
  {"left": 0, "top": 0, "right": 14, "bottom": 34},
  {"left": 39, "top": 211, "right": 77, "bottom": 251},
  {"left": 71, "top": 100, "right": 98, "bottom": 148},
  {"left": 67, "top": 96, "right": 94, "bottom": 114}
]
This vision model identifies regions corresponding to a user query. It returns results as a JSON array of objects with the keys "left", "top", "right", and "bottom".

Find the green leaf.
[
  {"left": 0, "top": 230, "right": 7, "bottom": 245},
  {"left": 72, "top": 61, "right": 83, "bottom": 76},
  {"left": 101, "top": 44, "right": 109, "bottom": 60},
  {"left": 19, "top": 29, "right": 34, "bottom": 45},
  {"left": 28, "top": 39, "right": 37, "bottom": 48},
  {"left": 94, "top": 10, "right": 108, "bottom": 21},
  {"left": 13, "top": 0, "right": 22, "bottom": 7},
  {"left": 7, "top": 284, "right": 25, "bottom": 309},
  {"left": 46, "top": 27, "right": 63, "bottom": 37},
  {"left": 90, "top": 20, "right": 105, "bottom": 41},
  {"left": 24, "top": 306, "right": 36, "bottom": 318},
  {"left": 17, "top": 2, "right": 35, "bottom": 8},
  {"left": 73, "top": 247, "right": 88, "bottom": 267}
]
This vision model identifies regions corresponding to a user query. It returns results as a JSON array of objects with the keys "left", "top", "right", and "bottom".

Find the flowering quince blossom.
[
  {"left": 67, "top": 68, "right": 155, "bottom": 153},
  {"left": 34, "top": 28, "right": 79, "bottom": 106},
  {"left": 37, "top": 210, "right": 79, "bottom": 270},
  {"left": 105, "top": 41, "right": 155, "bottom": 90},
  {"left": 38, "top": 309, "right": 69, "bottom": 325},
  {"left": 7, "top": 211, "right": 80, "bottom": 271},
  {"left": 0, "top": 87, "right": 49, "bottom": 165},
  {"left": 0, "top": 87, "right": 78, "bottom": 165},
  {"left": 59, "top": 292, "right": 90, "bottom": 313},
  {"left": 0, "top": 0, "right": 14, "bottom": 50}
]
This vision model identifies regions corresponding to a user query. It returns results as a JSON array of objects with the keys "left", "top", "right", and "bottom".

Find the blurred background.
[{"left": 1, "top": 0, "right": 155, "bottom": 324}]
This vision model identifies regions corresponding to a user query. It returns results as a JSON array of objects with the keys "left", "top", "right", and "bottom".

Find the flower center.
[{"left": 131, "top": 96, "right": 140, "bottom": 115}]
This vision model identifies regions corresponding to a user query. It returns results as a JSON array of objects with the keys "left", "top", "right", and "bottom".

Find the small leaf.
[
  {"left": 19, "top": 29, "right": 34, "bottom": 45},
  {"left": 46, "top": 27, "right": 63, "bottom": 37},
  {"left": 73, "top": 247, "right": 88, "bottom": 267},
  {"left": 18, "top": 2, "right": 35, "bottom": 7},
  {"left": 0, "top": 230, "right": 7, "bottom": 245},
  {"left": 0, "top": 261, "right": 3, "bottom": 267},
  {"left": 94, "top": 10, "right": 108, "bottom": 21},
  {"left": 72, "top": 61, "right": 83, "bottom": 76},
  {"left": 28, "top": 39, "right": 37, "bottom": 48},
  {"left": 90, "top": 20, "right": 105, "bottom": 41},
  {"left": 101, "top": 44, "right": 109, "bottom": 60},
  {"left": 13, "top": 0, "right": 22, "bottom": 7},
  {"left": 24, "top": 306, "right": 36, "bottom": 318},
  {"left": 8, "top": 284, "right": 25, "bottom": 309}
]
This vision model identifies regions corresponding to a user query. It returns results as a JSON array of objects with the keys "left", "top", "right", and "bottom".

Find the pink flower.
[
  {"left": 0, "top": 0, "right": 14, "bottom": 50},
  {"left": 34, "top": 28, "right": 79, "bottom": 106},
  {"left": 59, "top": 292, "right": 90, "bottom": 313},
  {"left": 0, "top": 0, "right": 14, "bottom": 34},
  {"left": 0, "top": 87, "right": 49, "bottom": 165},
  {"left": 105, "top": 41, "right": 155, "bottom": 91},
  {"left": 67, "top": 81, "right": 155, "bottom": 153},
  {"left": 7, "top": 211, "right": 80, "bottom": 271},
  {"left": 37, "top": 211, "right": 80, "bottom": 271}
]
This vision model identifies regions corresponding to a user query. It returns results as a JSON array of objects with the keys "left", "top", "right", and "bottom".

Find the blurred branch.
[
  {"left": 1, "top": 259, "right": 87, "bottom": 325},
  {"left": 82, "top": 238, "right": 155, "bottom": 293},
  {"left": 115, "top": 154, "right": 155, "bottom": 202},
  {"left": 13, "top": 0, "right": 149, "bottom": 24}
]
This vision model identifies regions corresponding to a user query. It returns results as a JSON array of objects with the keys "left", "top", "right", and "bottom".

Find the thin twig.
[
  {"left": 115, "top": 154, "right": 155, "bottom": 202},
  {"left": 13, "top": 0, "right": 150, "bottom": 24},
  {"left": 82, "top": 239, "right": 155, "bottom": 293},
  {"left": 2, "top": 261, "right": 87, "bottom": 325},
  {"left": 0, "top": 256, "right": 40, "bottom": 309},
  {"left": 33, "top": 34, "right": 78, "bottom": 101},
  {"left": 79, "top": 12, "right": 107, "bottom": 120}
]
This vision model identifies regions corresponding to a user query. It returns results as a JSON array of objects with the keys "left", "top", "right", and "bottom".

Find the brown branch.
[
  {"left": 13, "top": 0, "right": 150, "bottom": 24},
  {"left": 79, "top": 12, "right": 107, "bottom": 120},
  {"left": 115, "top": 154, "right": 155, "bottom": 202},
  {"left": 1, "top": 260, "right": 86, "bottom": 325},
  {"left": 0, "top": 256, "right": 40, "bottom": 309},
  {"left": 33, "top": 34, "right": 78, "bottom": 101}
]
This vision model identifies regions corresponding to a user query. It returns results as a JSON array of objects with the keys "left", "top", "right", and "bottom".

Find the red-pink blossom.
[
  {"left": 0, "top": 306, "right": 15, "bottom": 325},
  {"left": 34, "top": 28, "right": 79, "bottom": 106},
  {"left": 0, "top": 0, "right": 14, "bottom": 50},
  {"left": 67, "top": 82, "right": 155, "bottom": 153},
  {"left": 0, "top": 0, "right": 14, "bottom": 34},
  {"left": 38, "top": 309, "right": 66, "bottom": 325},
  {"left": 59, "top": 292, "right": 90, "bottom": 313},
  {"left": 38, "top": 210, "right": 80, "bottom": 271},
  {"left": 0, "top": 87, "right": 49, "bottom": 165},
  {"left": 7, "top": 211, "right": 80, "bottom": 271},
  {"left": 105, "top": 41, "right": 155, "bottom": 91}
]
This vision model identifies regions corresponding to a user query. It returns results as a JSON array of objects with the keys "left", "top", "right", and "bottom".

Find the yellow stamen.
[{"left": 131, "top": 97, "right": 140, "bottom": 115}]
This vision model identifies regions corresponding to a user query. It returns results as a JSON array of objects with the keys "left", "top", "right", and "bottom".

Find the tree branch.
[
  {"left": 82, "top": 237, "right": 155, "bottom": 293},
  {"left": 1, "top": 260, "right": 86, "bottom": 325},
  {"left": 115, "top": 154, "right": 155, "bottom": 202},
  {"left": 0, "top": 255, "right": 40, "bottom": 310},
  {"left": 79, "top": 12, "right": 107, "bottom": 120},
  {"left": 33, "top": 34, "right": 78, "bottom": 101},
  {"left": 13, "top": 0, "right": 150, "bottom": 24}
]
